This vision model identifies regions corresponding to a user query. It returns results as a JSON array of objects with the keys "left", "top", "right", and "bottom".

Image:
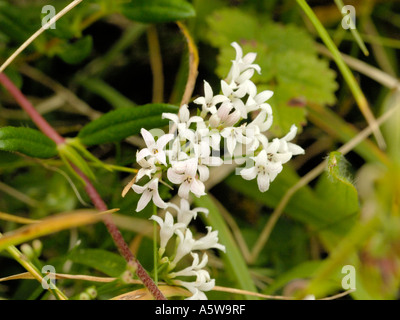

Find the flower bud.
[
  {"left": 86, "top": 286, "right": 97, "bottom": 299},
  {"left": 20, "top": 243, "right": 34, "bottom": 259},
  {"left": 32, "top": 240, "right": 43, "bottom": 257},
  {"left": 79, "top": 292, "right": 90, "bottom": 300}
]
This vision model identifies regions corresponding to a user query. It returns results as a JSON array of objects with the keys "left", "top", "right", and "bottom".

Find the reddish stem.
[
  {"left": 0, "top": 73, "right": 65, "bottom": 145},
  {"left": 0, "top": 73, "right": 166, "bottom": 300}
]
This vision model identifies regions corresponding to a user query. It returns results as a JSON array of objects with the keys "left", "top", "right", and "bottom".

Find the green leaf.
[
  {"left": 194, "top": 195, "right": 259, "bottom": 300},
  {"left": 315, "top": 152, "right": 360, "bottom": 226},
  {"left": 263, "top": 260, "right": 323, "bottom": 294},
  {"left": 78, "top": 104, "right": 179, "bottom": 146},
  {"left": 227, "top": 165, "right": 357, "bottom": 239},
  {"left": 0, "top": 127, "right": 58, "bottom": 159},
  {"left": 56, "top": 36, "right": 93, "bottom": 65},
  {"left": 67, "top": 248, "right": 127, "bottom": 278},
  {"left": 121, "top": 0, "right": 195, "bottom": 23}
]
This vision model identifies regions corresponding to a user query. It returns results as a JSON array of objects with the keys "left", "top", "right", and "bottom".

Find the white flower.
[
  {"left": 168, "top": 199, "right": 209, "bottom": 227},
  {"left": 246, "top": 90, "right": 274, "bottom": 113},
  {"left": 136, "top": 154, "right": 157, "bottom": 182},
  {"left": 221, "top": 80, "right": 248, "bottom": 119},
  {"left": 132, "top": 178, "right": 167, "bottom": 211},
  {"left": 245, "top": 111, "right": 274, "bottom": 152},
  {"left": 136, "top": 128, "right": 173, "bottom": 166},
  {"left": 240, "top": 147, "right": 283, "bottom": 192},
  {"left": 185, "top": 288, "right": 208, "bottom": 300},
  {"left": 193, "top": 141, "right": 223, "bottom": 182},
  {"left": 167, "top": 158, "right": 206, "bottom": 199},
  {"left": 150, "top": 211, "right": 185, "bottom": 250},
  {"left": 173, "top": 229, "right": 196, "bottom": 265},
  {"left": 209, "top": 101, "right": 241, "bottom": 129},
  {"left": 279, "top": 125, "right": 305, "bottom": 156},
  {"left": 162, "top": 104, "right": 203, "bottom": 142},
  {"left": 195, "top": 122, "right": 221, "bottom": 151},
  {"left": 174, "top": 269, "right": 215, "bottom": 300},
  {"left": 226, "top": 42, "right": 261, "bottom": 84},
  {"left": 221, "top": 124, "right": 252, "bottom": 156},
  {"left": 194, "top": 80, "right": 229, "bottom": 116},
  {"left": 169, "top": 252, "right": 209, "bottom": 278},
  {"left": 193, "top": 226, "right": 226, "bottom": 252}
]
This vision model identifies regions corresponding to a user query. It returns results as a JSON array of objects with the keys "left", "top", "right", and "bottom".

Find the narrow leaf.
[
  {"left": 0, "top": 209, "right": 117, "bottom": 252},
  {"left": 67, "top": 248, "right": 127, "bottom": 278},
  {"left": 194, "top": 195, "right": 259, "bottom": 300},
  {"left": 78, "top": 104, "right": 179, "bottom": 146},
  {"left": 0, "top": 126, "right": 57, "bottom": 158}
]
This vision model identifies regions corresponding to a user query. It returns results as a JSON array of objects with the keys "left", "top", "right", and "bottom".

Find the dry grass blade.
[
  {"left": 111, "top": 285, "right": 191, "bottom": 300},
  {"left": 0, "top": 212, "right": 39, "bottom": 225},
  {"left": 0, "top": 272, "right": 142, "bottom": 284},
  {"left": 0, "top": 208, "right": 119, "bottom": 252}
]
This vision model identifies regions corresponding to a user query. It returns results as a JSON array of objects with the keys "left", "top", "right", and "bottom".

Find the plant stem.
[
  {"left": 0, "top": 73, "right": 64, "bottom": 145},
  {"left": 0, "top": 73, "right": 166, "bottom": 300},
  {"left": 153, "top": 205, "right": 158, "bottom": 285},
  {"left": 1, "top": 233, "right": 68, "bottom": 300}
]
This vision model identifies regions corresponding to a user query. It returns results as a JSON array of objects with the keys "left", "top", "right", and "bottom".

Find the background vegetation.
[{"left": 0, "top": 0, "right": 399, "bottom": 300}]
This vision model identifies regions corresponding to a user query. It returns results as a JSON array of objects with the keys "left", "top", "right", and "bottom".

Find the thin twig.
[
  {"left": 19, "top": 64, "right": 102, "bottom": 120},
  {"left": 0, "top": 73, "right": 166, "bottom": 300},
  {"left": 0, "top": 0, "right": 83, "bottom": 74},
  {"left": 316, "top": 44, "right": 400, "bottom": 91},
  {"left": 0, "top": 181, "right": 40, "bottom": 208}
]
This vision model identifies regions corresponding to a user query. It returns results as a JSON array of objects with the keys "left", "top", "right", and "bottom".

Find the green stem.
[{"left": 153, "top": 205, "right": 158, "bottom": 286}]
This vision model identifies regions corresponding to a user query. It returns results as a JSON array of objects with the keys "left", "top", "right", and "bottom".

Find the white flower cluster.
[
  {"left": 131, "top": 42, "right": 304, "bottom": 299},
  {"left": 150, "top": 199, "right": 225, "bottom": 300}
]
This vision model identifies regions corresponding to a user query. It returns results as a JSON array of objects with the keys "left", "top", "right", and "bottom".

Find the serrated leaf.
[
  {"left": 78, "top": 104, "right": 179, "bottom": 146},
  {"left": 276, "top": 51, "right": 337, "bottom": 106},
  {"left": 67, "top": 248, "right": 127, "bottom": 278},
  {"left": 122, "top": 0, "right": 195, "bottom": 23},
  {"left": 56, "top": 36, "right": 93, "bottom": 65},
  {"left": 0, "top": 127, "right": 58, "bottom": 159}
]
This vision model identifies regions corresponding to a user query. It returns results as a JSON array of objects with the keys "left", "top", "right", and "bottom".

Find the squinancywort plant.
[{"left": 130, "top": 42, "right": 305, "bottom": 299}]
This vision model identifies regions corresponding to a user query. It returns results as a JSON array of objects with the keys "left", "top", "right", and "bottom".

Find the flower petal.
[
  {"left": 140, "top": 128, "right": 155, "bottom": 148},
  {"left": 136, "top": 190, "right": 152, "bottom": 212},
  {"left": 257, "top": 173, "right": 270, "bottom": 192}
]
